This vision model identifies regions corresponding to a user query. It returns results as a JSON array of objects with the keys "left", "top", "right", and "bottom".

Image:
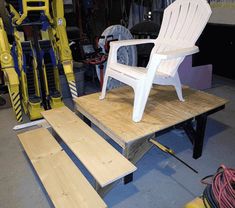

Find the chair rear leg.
[
  {"left": 173, "top": 72, "right": 185, "bottom": 101},
  {"left": 99, "top": 74, "right": 109, "bottom": 99},
  {"left": 174, "top": 85, "right": 185, "bottom": 101}
]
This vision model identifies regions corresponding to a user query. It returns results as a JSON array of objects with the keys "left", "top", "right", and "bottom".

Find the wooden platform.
[
  {"left": 18, "top": 128, "right": 107, "bottom": 208},
  {"left": 75, "top": 86, "right": 227, "bottom": 147},
  {"left": 74, "top": 85, "right": 227, "bottom": 161},
  {"left": 42, "top": 106, "right": 137, "bottom": 188}
]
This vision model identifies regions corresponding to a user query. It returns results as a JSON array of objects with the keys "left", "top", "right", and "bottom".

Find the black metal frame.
[
  {"left": 124, "top": 173, "right": 133, "bottom": 184},
  {"left": 155, "top": 105, "right": 225, "bottom": 159}
]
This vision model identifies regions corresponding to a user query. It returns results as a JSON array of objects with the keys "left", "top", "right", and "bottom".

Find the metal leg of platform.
[
  {"left": 124, "top": 173, "right": 133, "bottom": 184},
  {"left": 183, "top": 115, "right": 207, "bottom": 159},
  {"left": 83, "top": 116, "right": 91, "bottom": 127}
]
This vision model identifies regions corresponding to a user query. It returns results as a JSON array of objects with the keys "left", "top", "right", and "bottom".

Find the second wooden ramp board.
[
  {"left": 42, "top": 106, "right": 137, "bottom": 187},
  {"left": 18, "top": 128, "right": 107, "bottom": 208}
]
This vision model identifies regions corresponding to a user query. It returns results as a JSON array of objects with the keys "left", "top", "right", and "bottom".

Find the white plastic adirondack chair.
[{"left": 100, "top": 0, "right": 212, "bottom": 122}]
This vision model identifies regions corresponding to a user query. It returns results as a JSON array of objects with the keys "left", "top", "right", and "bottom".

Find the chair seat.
[
  {"left": 155, "top": 71, "right": 171, "bottom": 78},
  {"left": 110, "top": 63, "right": 147, "bottom": 80},
  {"left": 111, "top": 63, "right": 171, "bottom": 80}
]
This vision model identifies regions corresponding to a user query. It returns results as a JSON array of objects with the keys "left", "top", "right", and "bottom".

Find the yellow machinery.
[
  {"left": 0, "top": 18, "right": 22, "bottom": 121},
  {"left": 0, "top": 0, "right": 78, "bottom": 121},
  {"left": 184, "top": 197, "right": 209, "bottom": 208}
]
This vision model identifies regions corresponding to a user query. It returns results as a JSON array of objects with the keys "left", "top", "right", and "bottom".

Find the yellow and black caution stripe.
[
  {"left": 11, "top": 92, "right": 23, "bottom": 122},
  {"left": 68, "top": 80, "right": 78, "bottom": 99}
]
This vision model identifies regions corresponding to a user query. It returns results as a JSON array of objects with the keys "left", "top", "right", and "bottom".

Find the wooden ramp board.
[
  {"left": 74, "top": 85, "right": 228, "bottom": 148},
  {"left": 18, "top": 128, "right": 107, "bottom": 208},
  {"left": 41, "top": 106, "right": 137, "bottom": 188}
]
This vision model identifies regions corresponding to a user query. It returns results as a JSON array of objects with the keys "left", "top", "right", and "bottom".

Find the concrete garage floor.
[{"left": 0, "top": 75, "right": 234, "bottom": 208}]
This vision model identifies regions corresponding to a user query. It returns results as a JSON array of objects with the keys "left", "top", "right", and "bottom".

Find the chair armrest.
[
  {"left": 108, "top": 39, "right": 156, "bottom": 65},
  {"left": 155, "top": 46, "right": 199, "bottom": 59},
  {"left": 110, "top": 39, "right": 156, "bottom": 48}
]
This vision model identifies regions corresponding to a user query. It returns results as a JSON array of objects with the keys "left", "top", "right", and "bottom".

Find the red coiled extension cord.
[
  {"left": 201, "top": 165, "right": 235, "bottom": 208},
  {"left": 212, "top": 165, "right": 235, "bottom": 208}
]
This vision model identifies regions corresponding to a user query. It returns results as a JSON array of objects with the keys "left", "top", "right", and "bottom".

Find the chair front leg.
[
  {"left": 99, "top": 73, "right": 109, "bottom": 100},
  {"left": 132, "top": 83, "right": 151, "bottom": 122}
]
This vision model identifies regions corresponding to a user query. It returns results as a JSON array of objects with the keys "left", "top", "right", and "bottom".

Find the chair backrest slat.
[
  {"left": 158, "top": 0, "right": 211, "bottom": 45},
  {"left": 175, "top": 1, "right": 200, "bottom": 44},
  {"left": 163, "top": 5, "right": 182, "bottom": 40},
  {"left": 170, "top": 2, "right": 192, "bottom": 41},
  {"left": 184, "top": 7, "right": 211, "bottom": 43},
  {"left": 147, "top": 0, "right": 211, "bottom": 76}
]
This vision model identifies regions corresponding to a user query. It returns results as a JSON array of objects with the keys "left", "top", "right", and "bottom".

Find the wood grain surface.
[
  {"left": 18, "top": 128, "right": 107, "bottom": 208},
  {"left": 42, "top": 107, "right": 137, "bottom": 187}
]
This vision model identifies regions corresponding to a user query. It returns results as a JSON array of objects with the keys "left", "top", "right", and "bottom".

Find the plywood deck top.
[
  {"left": 41, "top": 107, "right": 137, "bottom": 187},
  {"left": 74, "top": 85, "right": 228, "bottom": 148},
  {"left": 18, "top": 128, "right": 107, "bottom": 208}
]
